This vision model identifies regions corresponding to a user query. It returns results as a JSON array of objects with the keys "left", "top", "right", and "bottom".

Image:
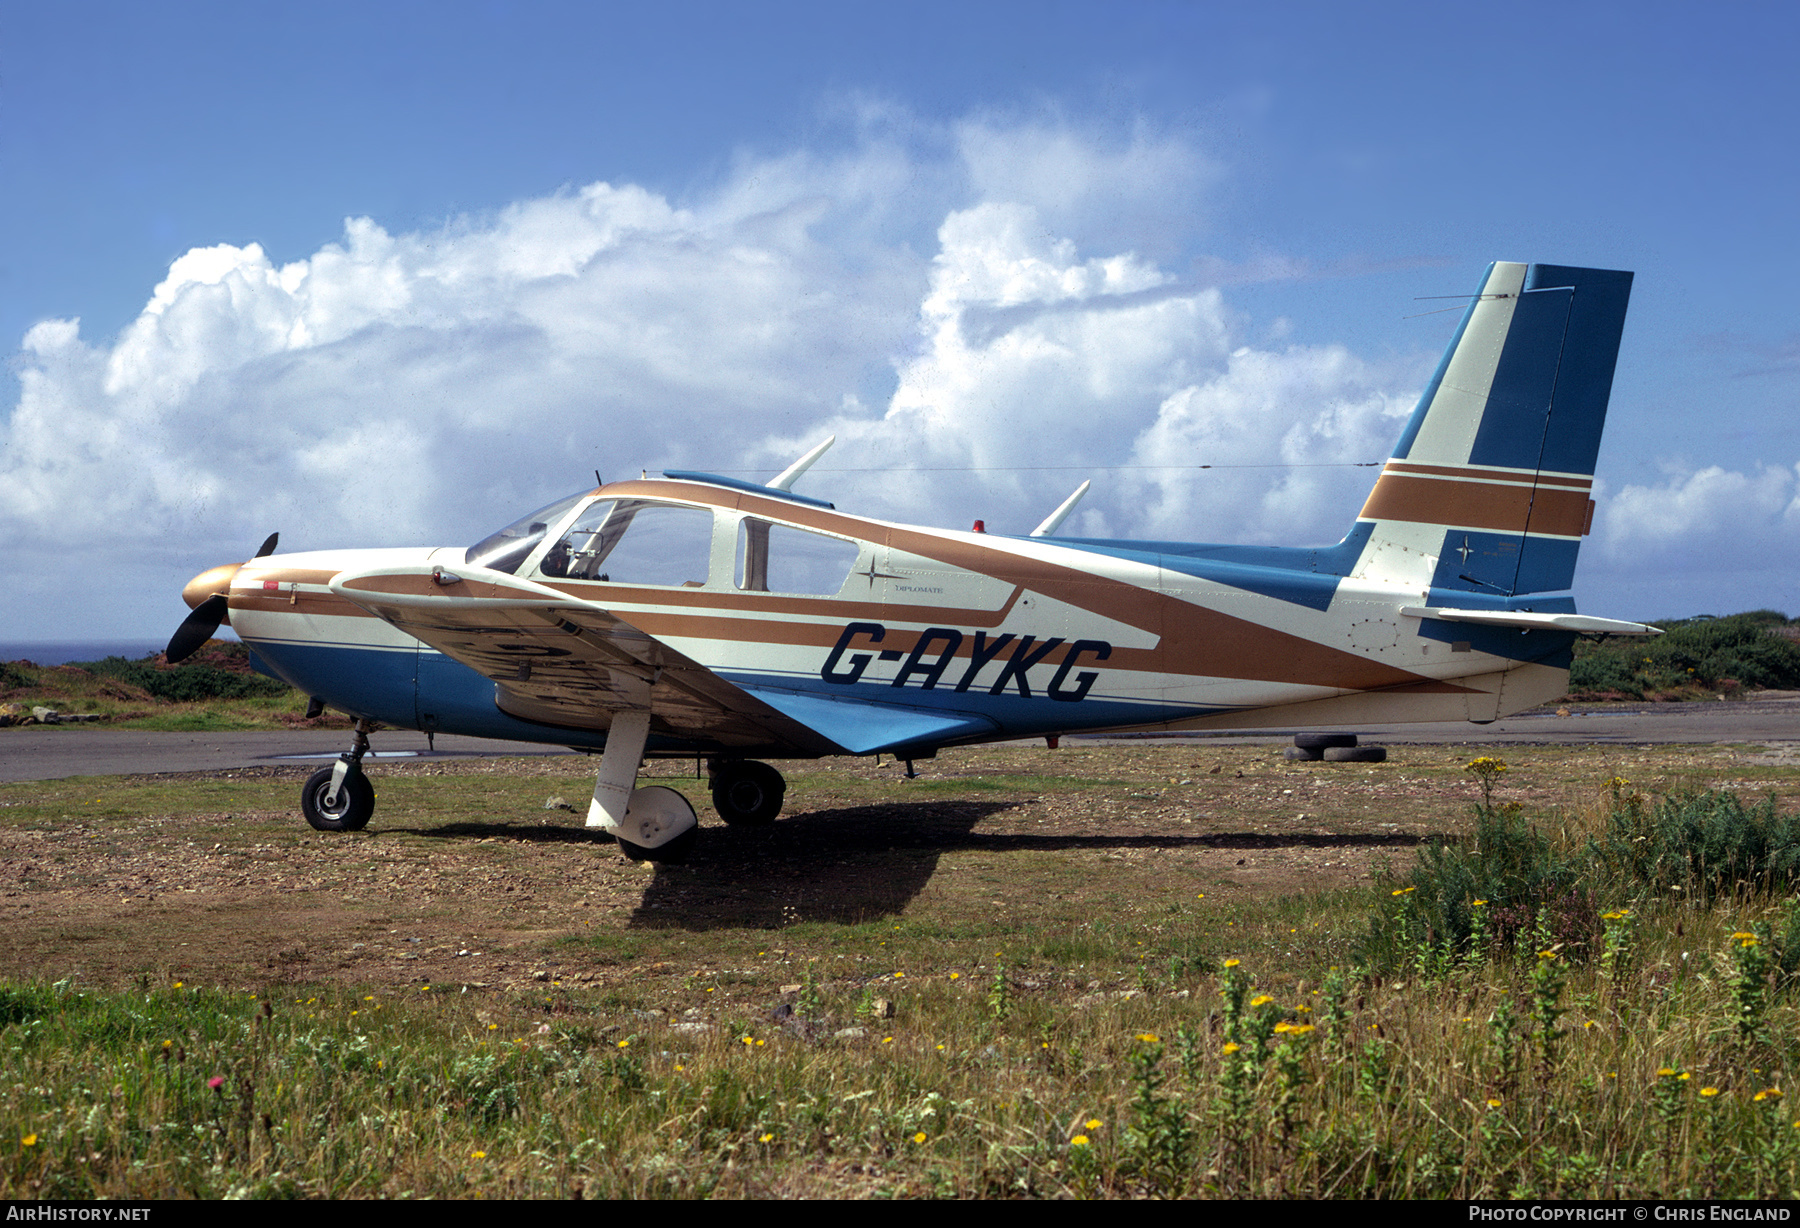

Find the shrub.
[
  {"left": 1589, "top": 788, "right": 1800, "bottom": 903},
  {"left": 71, "top": 655, "right": 291, "bottom": 703},
  {"left": 1366, "top": 803, "right": 1594, "bottom": 970},
  {"left": 1569, "top": 611, "right": 1800, "bottom": 696}
]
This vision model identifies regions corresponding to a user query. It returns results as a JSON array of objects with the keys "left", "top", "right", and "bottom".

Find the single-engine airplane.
[{"left": 167, "top": 260, "right": 1659, "bottom": 861}]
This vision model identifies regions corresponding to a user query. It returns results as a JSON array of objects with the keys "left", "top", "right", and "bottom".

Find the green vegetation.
[
  {"left": 1371, "top": 763, "right": 1800, "bottom": 969},
  {"left": 71, "top": 654, "right": 291, "bottom": 704},
  {"left": 6, "top": 758, "right": 1800, "bottom": 1197},
  {"left": 0, "top": 640, "right": 316, "bottom": 729},
  {"left": 1569, "top": 610, "right": 1800, "bottom": 699}
]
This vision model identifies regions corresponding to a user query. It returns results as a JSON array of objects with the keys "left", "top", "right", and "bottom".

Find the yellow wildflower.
[{"left": 1071, "top": 1135, "right": 1090, "bottom": 1146}]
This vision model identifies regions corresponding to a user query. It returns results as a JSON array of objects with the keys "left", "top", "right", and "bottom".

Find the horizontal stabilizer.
[{"left": 1400, "top": 607, "right": 1662, "bottom": 637}]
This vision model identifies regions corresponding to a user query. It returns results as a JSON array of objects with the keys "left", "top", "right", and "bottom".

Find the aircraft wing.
[{"left": 328, "top": 561, "right": 842, "bottom": 755}]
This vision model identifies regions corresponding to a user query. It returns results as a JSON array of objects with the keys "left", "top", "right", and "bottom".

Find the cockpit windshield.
[{"left": 464, "top": 492, "right": 588, "bottom": 575}]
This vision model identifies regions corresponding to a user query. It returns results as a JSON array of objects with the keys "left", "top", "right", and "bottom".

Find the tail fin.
[{"left": 1352, "top": 261, "right": 1633, "bottom": 598}]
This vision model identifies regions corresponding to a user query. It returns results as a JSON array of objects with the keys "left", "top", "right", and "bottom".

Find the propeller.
[{"left": 165, "top": 533, "right": 279, "bottom": 664}]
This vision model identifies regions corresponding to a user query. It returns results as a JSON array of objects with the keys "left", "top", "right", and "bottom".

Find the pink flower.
[{"left": 208, "top": 1076, "right": 225, "bottom": 1091}]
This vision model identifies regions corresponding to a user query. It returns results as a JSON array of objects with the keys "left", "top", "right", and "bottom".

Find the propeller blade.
[
  {"left": 255, "top": 532, "right": 280, "bottom": 558},
  {"left": 166, "top": 593, "right": 229, "bottom": 664}
]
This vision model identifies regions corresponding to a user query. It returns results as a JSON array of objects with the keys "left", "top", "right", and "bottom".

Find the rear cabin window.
[
  {"left": 539, "top": 500, "right": 713, "bottom": 587},
  {"left": 736, "top": 519, "right": 859, "bottom": 596}
]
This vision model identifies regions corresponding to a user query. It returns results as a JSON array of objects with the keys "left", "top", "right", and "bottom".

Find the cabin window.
[
  {"left": 465, "top": 492, "right": 588, "bottom": 575},
  {"left": 540, "top": 500, "right": 713, "bottom": 587},
  {"left": 735, "top": 519, "right": 859, "bottom": 596}
]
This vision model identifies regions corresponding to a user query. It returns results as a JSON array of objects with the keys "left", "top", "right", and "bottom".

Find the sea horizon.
[{"left": 1, "top": 638, "right": 238, "bottom": 667}]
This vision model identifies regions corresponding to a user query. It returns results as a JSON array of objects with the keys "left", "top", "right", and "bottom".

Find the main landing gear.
[
  {"left": 587, "top": 711, "right": 699, "bottom": 864},
  {"left": 588, "top": 743, "right": 789, "bottom": 861},
  {"left": 708, "top": 758, "right": 786, "bottom": 825},
  {"left": 301, "top": 720, "right": 376, "bottom": 832}
]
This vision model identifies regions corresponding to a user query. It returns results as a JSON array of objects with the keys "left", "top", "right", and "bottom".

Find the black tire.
[
  {"left": 619, "top": 825, "right": 698, "bottom": 864},
  {"left": 710, "top": 760, "right": 786, "bottom": 825},
  {"left": 1281, "top": 746, "right": 1323, "bottom": 761},
  {"left": 301, "top": 765, "right": 374, "bottom": 832},
  {"left": 1323, "top": 745, "right": 1387, "bottom": 763},
  {"left": 1293, "top": 733, "right": 1358, "bottom": 751}
]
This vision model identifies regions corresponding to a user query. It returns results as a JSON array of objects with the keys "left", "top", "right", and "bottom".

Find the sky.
[{"left": 3, "top": 0, "right": 1798, "bottom": 641}]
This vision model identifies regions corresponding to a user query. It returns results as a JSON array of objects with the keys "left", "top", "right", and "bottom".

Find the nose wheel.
[
  {"left": 301, "top": 764, "right": 374, "bottom": 831},
  {"left": 301, "top": 720, "right": 376, "bottom": 832}
]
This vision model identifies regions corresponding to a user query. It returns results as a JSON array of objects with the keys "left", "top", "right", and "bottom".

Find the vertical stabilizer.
[{"left": 1351, "top": 262, "right": 1633, "bottom": 598}]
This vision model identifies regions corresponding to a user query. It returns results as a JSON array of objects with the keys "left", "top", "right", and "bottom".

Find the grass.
[{"left": 4, "top": 745, "right": 1800, "bottom": 1196}]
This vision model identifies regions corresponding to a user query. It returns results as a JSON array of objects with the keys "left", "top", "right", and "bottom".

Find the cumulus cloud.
[
  {"left": 2, "top": 111, "right": 1439, "bottom": 635},
  {"left": 1574, "top": 463, "right": 1800, "bottom": 617}
]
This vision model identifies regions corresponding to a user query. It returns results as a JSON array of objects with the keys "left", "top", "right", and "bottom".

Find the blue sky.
[{"left": 4, "top": 0, "right": 1798, "bottom": 638}]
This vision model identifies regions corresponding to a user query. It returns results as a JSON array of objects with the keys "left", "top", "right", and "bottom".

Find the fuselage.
[{"left": 214, "top": 475, "right": 1576, "bottom": 756}]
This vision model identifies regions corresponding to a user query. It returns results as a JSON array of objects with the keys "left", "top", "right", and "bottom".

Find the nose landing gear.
[{"left": 301, "top": 719, "right": 376, "bottom": 832}]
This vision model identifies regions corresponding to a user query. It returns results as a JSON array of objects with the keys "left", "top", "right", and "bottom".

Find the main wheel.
[
  {"left": 615, "top": 785, "right": 699, "bottom": 863},
  {"left": 301, "top": 765, "right": 374, "bottom": 832},
  {"left": 619, "top": 825, "right": 698, "bottom": 865},
  {"left": 709, "top": 760, "right": 785, "bottom": 825}
]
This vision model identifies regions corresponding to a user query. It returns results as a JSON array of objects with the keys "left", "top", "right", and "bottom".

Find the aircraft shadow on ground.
[
  {"left": 391, "top": 820, "right": 615, "bottom": 844},
  {"left": 381, "top": 803, "right": 1444, "bottom": 932},
  {"left": 624, "top": 801, "right": 1448, "bottom": 932}
]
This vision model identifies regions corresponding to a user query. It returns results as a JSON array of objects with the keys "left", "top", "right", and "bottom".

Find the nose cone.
[{"left": 182, "top": 562, "right": 244, "bottom": 612}]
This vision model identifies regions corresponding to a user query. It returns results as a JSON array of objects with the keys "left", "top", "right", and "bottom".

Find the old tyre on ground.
[
  {"left": 301, "top": 765, "right": 374, "bottom": 832},
  {"left": 1293, "top": 733, "right": 1359, "bottom": 751},
  {"left": 710, "top": 760, "right": 786, "bottom": 825},
  {"left": 1323, "top": 745, "right": 1387, "bottom": 763}
]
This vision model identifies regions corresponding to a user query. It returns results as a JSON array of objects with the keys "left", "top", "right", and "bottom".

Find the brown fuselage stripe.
[
  {"left": 599, "top": 480, "right": 1451, "bottom": 691},
  {"left": 229, "top": 478, "right": 1518, "bottom": 693},
  {"left": 1358, "top": 473, "right": 1591, "bottom": 538}
]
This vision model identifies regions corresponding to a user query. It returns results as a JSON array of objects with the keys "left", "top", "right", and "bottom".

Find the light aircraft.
[{"left": 167, "top": 260, "right": 1659, "bottom": 862}]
